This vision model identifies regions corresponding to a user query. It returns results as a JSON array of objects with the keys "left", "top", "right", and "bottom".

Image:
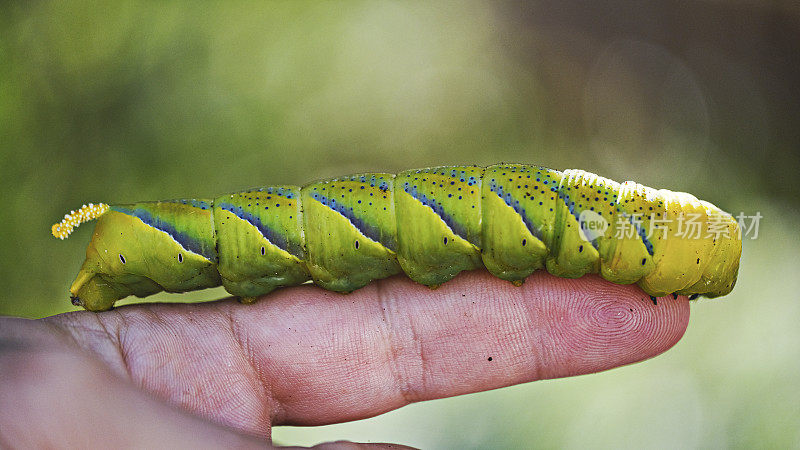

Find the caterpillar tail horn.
[{"left": 51, "top": 203, "right": 110, "bottom": 239}]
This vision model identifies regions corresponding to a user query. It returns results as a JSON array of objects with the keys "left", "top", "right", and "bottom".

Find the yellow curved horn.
[{"left": 51, "top": 203, "right": 109, "bottom": 239}]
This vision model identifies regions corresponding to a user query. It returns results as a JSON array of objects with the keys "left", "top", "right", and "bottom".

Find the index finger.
[{"left": 50, "top": 271, "right": 689, "bottom": 435}]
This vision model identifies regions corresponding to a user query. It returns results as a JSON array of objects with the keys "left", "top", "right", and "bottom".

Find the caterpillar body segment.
[
  {"left": 395, "top": 167, "right": 484, "bottom": 286},
  {"left": 213, "top": 187, "right": 308, "bottom": 300},
  {"left": 302, "top": 174, "right": 400, "bottom": 292},
  {"left": 54, "top": 164, "right": 742, "bottom": 311},
  {"left": 67, "top": 202, "right": 221, "bottom": 310}
]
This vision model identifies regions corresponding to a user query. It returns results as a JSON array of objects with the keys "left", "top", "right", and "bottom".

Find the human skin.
[{"left": 0, "top": 271, "right": 690, "bottom": 448}]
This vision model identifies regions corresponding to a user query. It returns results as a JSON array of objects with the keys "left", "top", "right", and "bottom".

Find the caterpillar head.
[{"left": 53, "top": 202, "right": 220, "bottom": 311}]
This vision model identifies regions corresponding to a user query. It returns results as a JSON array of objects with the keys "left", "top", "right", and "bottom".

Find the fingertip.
[{"left": 526, "top": 273, "right": 690, "bottom": 379}]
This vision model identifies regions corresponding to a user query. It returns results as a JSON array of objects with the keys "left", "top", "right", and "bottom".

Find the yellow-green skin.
[{"left": 68, "top": 165, "right": 741, "bottom": 311}]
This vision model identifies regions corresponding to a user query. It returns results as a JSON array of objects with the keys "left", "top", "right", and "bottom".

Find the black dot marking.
[
  {"left": 354, "top": 240, "right": 360, "bottom": 249},
  {"left": 443, "top": 237, "right": 448, "bottom": 245},
  {"left": 522, "top": 239, "right": 527, "bottom": 246},
  {"left": 696, "top": 258, "right": 700, "bottom": 264},
  {"left": 578, "top": 245, "right": 583, "bottom": 252},
  {"left": 641, "top": 258, "right": 647, "bottom": 265},
  {"left": 487, "top": 357, "right": 493, "bottom": 361},
  {"left": 178, "top": 253, "right": 183, "bottom": 263},
  {"left": 119, "top": 254, "right": 126, "bottom": 264},
  {"left": 649, "top": 296, "right": 657, "bottom": 305},
  {"left": 261, "top": 246, "right": 266, "bottom": 255}
]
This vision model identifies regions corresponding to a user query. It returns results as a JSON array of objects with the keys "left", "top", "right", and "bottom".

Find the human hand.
[{"left": 0, "top": 271, "right": 689, "bottom": 448}]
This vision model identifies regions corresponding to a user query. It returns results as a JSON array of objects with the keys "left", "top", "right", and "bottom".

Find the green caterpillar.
[{"left": 53, "top": 164, "right": 741, "bottom": 311}]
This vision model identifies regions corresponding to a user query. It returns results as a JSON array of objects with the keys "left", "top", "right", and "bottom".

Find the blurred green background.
[{"left": 1, "top": 1, "right": 798, "bottom": 447}]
